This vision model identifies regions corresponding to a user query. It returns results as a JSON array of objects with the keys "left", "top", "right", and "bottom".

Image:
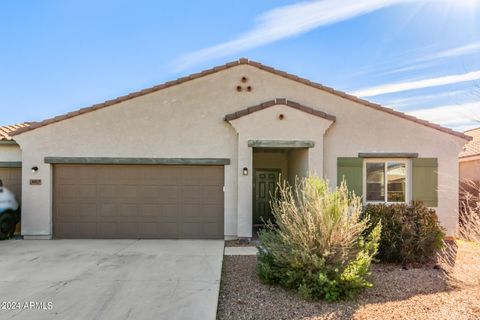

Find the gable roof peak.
[{"left": 10, "top": 58, "right": 471, "bottom": 141}]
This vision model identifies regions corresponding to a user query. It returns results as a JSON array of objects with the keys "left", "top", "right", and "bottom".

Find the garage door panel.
[
  {"left": 56, "top": 204, "right": 78, "bottom": 217},
  {"left": 78, "top": 203, "right": 97, "bottom": 217},
  {"left": 54, "top": 166, "right": 75, "bottom": 180},
  {"left": 140, "top": 186, "right": 158, "bottom": 201},
  {"left": 203, "top": 186, "right": 223, "bottom": 203},
  {"left": 141, "top": 204, "right": 158, "bottom": 217},
  {"left": 181, "top": 204, "right": 203, "bottom": 219},
  {"left": 158, "top": 223, "right": 180, "bottom": 237},
  {"left": 181, "top": 222, "right": 222, "bottom": 239},
  {"left": 204, "top": 205, "right": 224, "bottom": 218},
  {"left": 140, "top": 222, "right": 157, "bottom": 236},
  {"left": 181, "top": 223, "right": 204, "bottom": 237},
  {"left": 10, "top": 185, "right": 21, "bottom": 200},
  {"left": 53, "top": 165, "right": 224, "bottom": 239},
  {"left": 55, "top": 223, "right": 77, "bottom": 237},
  {"left": 182, "top": 169, "right": 206, "bottom": 185},
  {"left": 161, "top": 168, "right": 183, "bottom": 184},
  {"left": 118, "top": 222, "right": 139, "bottom": 236},
  {"left": 99, "top": 185, "right": 118, "bottom": 199},
  {"left": 98, "top": 203, "right": 117, "bottom": 216},
  {"left": 119, "top": 204, "right": 139, "bottom": 217},
  {"left": 9, "top": 169, "right": 21, "bottom": 181},
  {"left": 203, "top": 223, "right": 223, "bottom": 237},
  {"left": 160, "top": 204, "right": 179, "bottom": 218},
  {"left": 182, "top": 186, "right": 203, "bottom": 203},
  {"left": 157, "top": 186, "right": 179, "bottom": 202},
  {"left": 79, "top": 185, "right": 97, "bottom": 201},
  {"left": 99, "top": 222, "right": 118, "bottom": 236},
  {"left": 77, "top": 223, "right": 98, "bottom": 237},
  {"left": 119, "top": 185, "right": 139, "bottom": 201},
  {"left": 57, "top": 184, "right": 78, "bottom": 202}
]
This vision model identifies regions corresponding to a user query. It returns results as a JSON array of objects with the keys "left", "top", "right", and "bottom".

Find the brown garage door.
[
  {"left": 53, "top": 165, "right": 224, "bottom": 239},
  {"left": 0, "top": 168, "right": 22, "bottom": 202}
]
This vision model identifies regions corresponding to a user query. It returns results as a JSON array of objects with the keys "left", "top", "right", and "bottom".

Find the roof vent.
[{"left": 236, "top": 77, "right": 252, "bottom": 92}]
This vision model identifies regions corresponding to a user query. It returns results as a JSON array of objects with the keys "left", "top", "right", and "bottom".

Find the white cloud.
[
  {"left": 174, "top": 0, "right": 415, "bottom": 71},
  {"left": 385, "top": 89, "right": 469, "bottom": 108},
  {"left": 352, "top": 70, "right": 480, "bottom": 97},
  {"left": 382, "top": 41, "right": 480, "bottom": 75},
  {"left": 420, "top": 41, "right": 480, "bottom": 61},
  {"left": 350, "top": 39, "right": 480, "bottom": 78},
  {"left": 407, "top": 101, "right": 480, "bottom": 129}
]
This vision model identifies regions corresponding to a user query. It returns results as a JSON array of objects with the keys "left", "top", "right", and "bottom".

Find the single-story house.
[
  {"left": 0, "top": 123, "right": 29, "bottom": 204},
  {"left": 460, "top": 127, "right": 480, "bottom": 184},
  {"left": 459, "top": 127, "right": 480, "bottom": 199},
  {"left": 0, "top": 58, "right": 470, "bottom": 240}
]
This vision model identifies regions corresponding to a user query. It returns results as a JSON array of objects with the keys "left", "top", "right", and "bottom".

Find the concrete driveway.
[{"left": 0, "top": 239, "right": 224, "bottom": 320}]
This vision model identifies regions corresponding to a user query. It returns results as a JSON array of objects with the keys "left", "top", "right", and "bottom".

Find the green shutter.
[
  {"left": 412, "top": 158, "right": 438, "bottom": 207},
  {"left": 337, "top": 157, "right": 363, "bottom": 197}
]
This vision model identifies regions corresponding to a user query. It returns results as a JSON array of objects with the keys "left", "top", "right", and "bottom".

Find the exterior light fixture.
[
  {"left": 242, "top": 167, "right": 248, "bottom": 176},
  {"left": 31, "top": 166, "right": 39, "bottom": 173}
]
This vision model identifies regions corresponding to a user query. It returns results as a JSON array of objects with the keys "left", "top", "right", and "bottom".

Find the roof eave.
[{"left": 9, "top": 58, "right": 470, "bottom": 141}]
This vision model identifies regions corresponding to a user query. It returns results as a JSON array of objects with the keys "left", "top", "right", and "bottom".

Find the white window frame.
[{"left": 363, "top": 158, "right": 411, "bottom": 204}]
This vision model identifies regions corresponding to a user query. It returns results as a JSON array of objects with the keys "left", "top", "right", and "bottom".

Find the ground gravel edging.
[{"left": 217, "top": 242, "right": 480, "bottom": 320}]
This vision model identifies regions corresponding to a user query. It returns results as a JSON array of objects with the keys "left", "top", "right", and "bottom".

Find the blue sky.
[{"left": 1, "top": 0, "right": 479, "bottom": 131}]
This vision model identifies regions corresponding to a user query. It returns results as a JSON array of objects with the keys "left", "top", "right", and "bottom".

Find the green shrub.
[
  {"left": 363, "top": 202, "right": 445, "bottom": 264},
  {"left": 257, "top": 175, "right": 381, "bottom": 301}
]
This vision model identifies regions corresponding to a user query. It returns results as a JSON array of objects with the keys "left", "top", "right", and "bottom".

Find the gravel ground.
[
  {"left": 217, "top": 241, "right": 480, "bottom": 320},
  {"left": 225, "top": 240, "right": 259, "bottom": 247}
]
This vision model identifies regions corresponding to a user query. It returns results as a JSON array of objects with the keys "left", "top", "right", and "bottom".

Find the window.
[{"left": 365, "top": 160, "right": 408, "bottom": 203}]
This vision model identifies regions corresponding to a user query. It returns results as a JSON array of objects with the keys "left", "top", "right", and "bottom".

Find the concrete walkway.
[
  {"left": 224, "top": 246, "right": 258, "bottom": 255},
  {"left": 0, "top": 239, "right": 224, "bottom": 320}
]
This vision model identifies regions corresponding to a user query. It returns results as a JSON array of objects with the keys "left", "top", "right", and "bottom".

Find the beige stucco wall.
[
  {"left": 0, "top": 144, "right": 22, "bottom": 162},
  {"left": 288, "top": 149, "right": 309, "bottom": 184},
  {"left": 13, "top": 64, "right": 467, "bottom": 238},
  {"left": 460, "top": 159, "right": 480, "bottom": 183}
]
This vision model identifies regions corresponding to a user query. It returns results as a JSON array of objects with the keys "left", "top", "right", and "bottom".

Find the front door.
[{"left": 253, "top": 169, "right": 280, "bottom": 225}]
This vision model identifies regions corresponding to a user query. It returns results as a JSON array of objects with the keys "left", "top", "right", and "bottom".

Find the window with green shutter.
[
  {"left": 337, "top": 157, "right": 363, "bottom": 197},
  {"left": 364, "top": 159, "right": 408, "bottom": 203},
  {"left": 338, "top": 156, "right": 438, "bottom": 207},
  {"left": 412, "top": 158, "right": 438, "bottom": 207}
]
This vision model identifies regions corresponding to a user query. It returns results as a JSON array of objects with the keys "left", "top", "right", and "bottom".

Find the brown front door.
[
  {"left": 253, "top": 169, "right": 280, "bottom": 225},
  {"left": 53, "top": 165, "right": 224, "bottom": 239}
]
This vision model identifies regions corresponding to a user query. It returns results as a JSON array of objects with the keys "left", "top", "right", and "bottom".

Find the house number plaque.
[{"left": 30, "top": 179, "right": 42, "bottom": 186}]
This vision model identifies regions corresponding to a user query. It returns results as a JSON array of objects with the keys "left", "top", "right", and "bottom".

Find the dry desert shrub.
[{"left": 257, "top": 175, "right": 381, "bottom": 301}]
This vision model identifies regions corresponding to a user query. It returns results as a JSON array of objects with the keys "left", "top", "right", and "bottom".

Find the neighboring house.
[
  {"left": 0, "top": 123, "right": 29, "bottom": 204},
  {"left": 2, "top": 59, "right": 470, "bottom": 240},
  {"left": 460, "top": 127, "right": 480, "bottom": 185}
]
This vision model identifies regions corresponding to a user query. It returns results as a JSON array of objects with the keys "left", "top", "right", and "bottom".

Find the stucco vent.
[{"left": 236, "top": 76, "right": 252, "bottom": 92}]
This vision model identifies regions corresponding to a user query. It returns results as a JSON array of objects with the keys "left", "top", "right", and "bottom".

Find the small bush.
[
  {"left": 459, "top": 179, "right": 480, "bottom": 243},
  {"left": 363, "top": 202, "right": 445, "bottom": 264},
  {"left": 257, "top": 175, "right": 381, "bottom": 301}
]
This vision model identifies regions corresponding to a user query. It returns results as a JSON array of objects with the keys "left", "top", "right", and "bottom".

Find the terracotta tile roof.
[
  {"left": 460, "top": 127, "right": 480, "bottom": 158},
  {"left": 225, "top": 98, "right": 336, "bottom": 122},
  {"left": 10, "top": 58, "right": 471, "bottom": 141},
  {"left": 0, "top": 123, "right": 30, "bottom": 141}
]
